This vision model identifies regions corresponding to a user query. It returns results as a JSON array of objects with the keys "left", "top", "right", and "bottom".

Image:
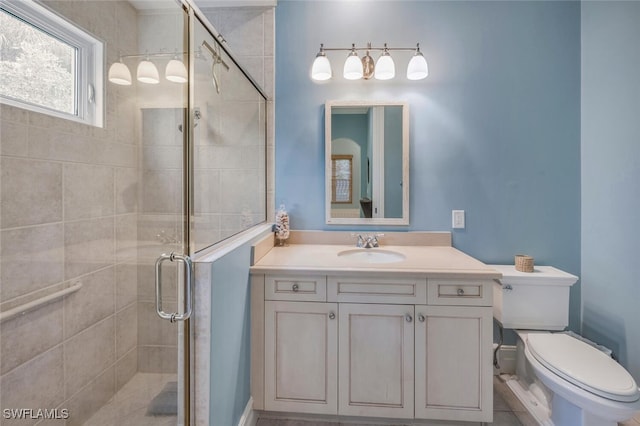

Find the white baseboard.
[
  {"left": 238, "top": 397, "right": 257, "bottom": 426},
  {"left": 493, "top": 344, "right": 517, "bottom": 375}
]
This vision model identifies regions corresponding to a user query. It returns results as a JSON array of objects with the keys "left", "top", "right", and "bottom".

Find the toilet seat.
[{"left": 527, "top": 333, "right": 640, "bottom": 403}]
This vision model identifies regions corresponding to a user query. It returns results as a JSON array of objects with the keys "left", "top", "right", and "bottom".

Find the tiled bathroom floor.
[
  {"left": 257, "top": 376, "right": 538, "bottom": 426},
  {"left": 83, "top": 373, "right": 177, "bottom": 426}
]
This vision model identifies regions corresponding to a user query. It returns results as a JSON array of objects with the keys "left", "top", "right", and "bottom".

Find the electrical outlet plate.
[{"left": 452, "top": 210, "right": 465, "bottom": 229}]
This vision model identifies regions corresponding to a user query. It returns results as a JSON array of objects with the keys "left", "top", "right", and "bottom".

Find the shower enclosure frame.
[{"left": 174, "top": 1, "right": 270, "bottom": 424}]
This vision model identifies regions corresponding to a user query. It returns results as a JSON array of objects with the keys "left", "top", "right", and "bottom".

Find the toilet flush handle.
[{"left": 503, "top": 284, "right": 513, "bottom": 291}]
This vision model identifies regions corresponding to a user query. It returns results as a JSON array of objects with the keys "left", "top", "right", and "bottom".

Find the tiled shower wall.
[
  {"left": 203, "top": 6, "right": 276, "bottom": 222},
  {"left": 0, "top": 2, "right": 140, "bottom": 425}
]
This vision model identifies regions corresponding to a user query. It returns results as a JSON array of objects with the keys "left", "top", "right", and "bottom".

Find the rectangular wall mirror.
[{"left": 325, "top": 100, "right": 409, "bottom": 225}]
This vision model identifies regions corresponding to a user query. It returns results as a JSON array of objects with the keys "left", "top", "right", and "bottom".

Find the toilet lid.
[{"left": 527, "top": 333, "right": 640, "bottom": 402}]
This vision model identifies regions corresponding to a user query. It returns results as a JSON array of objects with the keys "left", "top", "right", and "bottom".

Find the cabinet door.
[
  {"left": 338, "top": 304, "right": 414, "bottom": 418},
  {"left": 415, "top": 305, "right": 493, "bottom": 422},
  {"left": 264, "top": 301, "right": 338, "bottom": 414}
]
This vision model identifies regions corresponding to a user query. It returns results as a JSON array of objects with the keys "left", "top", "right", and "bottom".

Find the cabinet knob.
[
  {"left": 405, "top": 314, "right": 413, "bottom": 323},
  {"left": 457, "top": 288, "right": 465, "bottom": 296},
  {"left": 329, "top": 312, "right": 336, "bottom": 320},
  {"left": 292, "top": 283, "right": 299, "bottom": 292},
  {"left": 418, "top": 314, "right": 425, "bottom": 322}
]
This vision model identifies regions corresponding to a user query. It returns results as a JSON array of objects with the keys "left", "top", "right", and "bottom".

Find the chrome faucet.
[{"left": 352, "top": 233, "right": 384, "bottom": 249}]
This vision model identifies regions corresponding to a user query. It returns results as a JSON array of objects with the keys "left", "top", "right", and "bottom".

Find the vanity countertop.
[{"left": 251, "top": 244, "right": 502, "bottom": 279}]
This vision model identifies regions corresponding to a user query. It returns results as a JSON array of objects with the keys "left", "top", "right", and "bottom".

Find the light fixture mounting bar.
[
  {"left": 118, "top": 52, "right": 186, "bottom": 60},
  {"left": 319, "top": 45, "right": 419, "bottom": 53}
]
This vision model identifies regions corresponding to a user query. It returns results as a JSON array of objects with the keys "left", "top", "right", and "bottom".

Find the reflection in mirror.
[{"left": 325, "top": 101, "right": 409, "bottom": 225}]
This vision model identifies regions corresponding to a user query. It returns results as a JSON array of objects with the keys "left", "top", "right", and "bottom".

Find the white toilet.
[{"left": 492, "top": 264, "right": 640, "bottom": 426}]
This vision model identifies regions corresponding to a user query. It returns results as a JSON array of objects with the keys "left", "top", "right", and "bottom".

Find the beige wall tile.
[
  {"left": 137, "top": 345, "right": 177, "bottom": 374},
  {"left": 0, "top": 223, "right": 64, "bottom": 301},
  {"left": 0, "top": 119, "right": 29, "bottom": 157},
  {"left": 27, "top": 126, "right": 99, "bottom": 164},
  {"left": 116, "top": 263, "right": 137, "bottom": 310},
  {"left": 64, "top": 267, "right": 115, "bottom": 338},
  {"left": 64, "top": 163, "right": 114, "bottom": 221},
  {"left": 64, "top": 217, "right": 114, "bottom": 279},
  {"left": 116, "top": 214, "right": 138, "bottom": 263},
  {"left": 215, "top": 9, "right": 264, "bottom": 57},
  {"left": 116, "top": 347, "right": 138, "bottom": 391},
  {"left": 64, "top": 317, "right": 115, "bottom": 398},
  {"left": 220, "top": 169, "right": 261, "bottom": 214},
  {"left": 0, "top": 300, "right": 63, "bottom": 375},
  {"left": 65, "top": 367, "right": 115, "bottom": 426},
  {"left": 1, "top": 157, "right": 62, "bottom": 228},
  {"left": 116, "top": 167, "right": 138, "bottom": 214},
  {"left": 142, "top": 146, "right": 183, "bottom": 170},
  {"left": 98, "top": 142, "right": 137, "bottom": 168},
  {"left": 194, "top": 170, "right": 221, "bottom": 214},
  {"left": 137, "top": 262, "right": 177, "bottom": 302},
  {"left": 141, "top": 170, "right": 181, "bottom": 214},
  {"left": 0, "top": 347, "right": 65, "bottom": 426},
  {"left": 116, "top": 303, "right": 137, "bottom": 359},
  {"left": 137, "top": 301, "right": 178, "bottom": 347},
  {"left": 141, "top": 108, "right": 182, "bottom": 146},
  {"left": 0, "top": 104, "right": 29, "bottom": 123}
]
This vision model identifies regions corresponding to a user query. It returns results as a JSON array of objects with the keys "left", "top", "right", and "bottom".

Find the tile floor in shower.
[
  {"left": 83, "top": 373, "right": 177, "bottom": 426},
  {"left": 256, "top": 376, "right": 538, "bottom": 426}
]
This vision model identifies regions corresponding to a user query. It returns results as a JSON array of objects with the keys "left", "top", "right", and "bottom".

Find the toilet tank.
[{"left": 491, "top": 265, "right": 578, "bottom": 330}]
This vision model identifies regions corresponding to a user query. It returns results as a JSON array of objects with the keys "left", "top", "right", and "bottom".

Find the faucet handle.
[
  {"left": 350, "top": 233, "right": 365, "bottom": 248},
  {"left": 370, "top": 233, "right": 384, "bottom": 247}
]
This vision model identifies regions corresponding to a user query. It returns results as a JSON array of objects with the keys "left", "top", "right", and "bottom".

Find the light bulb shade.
[
  {"left": 311, "top": 55, "right": 332, "bottom": 81},
  {"left": 137, "top": 60, "right": 160, "bottom": 84},
  {"left": 311, "top": 54, "right": 332, "bottom": 81},
  {"left": 165, "top": 59, "right": 188, "bottom": 83},
  {"left": 374, "top": 53, "right": 395, "bottom": 80},
  {"left": 343, "top": 52, "right": 363, "bottom": 80},
  {"left": 407, "top": 52, "right": 428, "bottom": 80},
  {"left": 108, "top": 62, "right": 132, "bottom": 85}
]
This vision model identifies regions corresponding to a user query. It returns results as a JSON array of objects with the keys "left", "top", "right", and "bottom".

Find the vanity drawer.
[
  {"left": 427, "top": 280, "right": 492, "bottom": 306},
  {"left": 265, "top": 275, "right": 327, "bottom": 302},
  {"left": 327, "top": 276, "right": 427, "bottom": 304}
]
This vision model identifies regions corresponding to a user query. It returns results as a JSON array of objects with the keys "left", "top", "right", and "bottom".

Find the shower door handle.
[{"left": 155, "top": 252, "right": 193, "bottom": 322}]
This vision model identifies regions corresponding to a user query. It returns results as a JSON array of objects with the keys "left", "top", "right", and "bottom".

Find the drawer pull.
[
  {"left": 418, "top": 314, "right": 425, "bottom": 322},
  {"left": 329, "top": 312, "right": 336, "bottom": 320},
  {"left": 405, "top": 314, "right": 413, "bottom": 323},
  {"left": 292, "top": 283, "right": 299, "bottom": 292},
  {"left": 457, "top": 288, "right": 465, "bottom": 296}
]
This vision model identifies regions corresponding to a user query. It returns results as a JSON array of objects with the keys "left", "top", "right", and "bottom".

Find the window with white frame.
[{"left": 0, "top": 0, "right": 104, "bottom": 127}]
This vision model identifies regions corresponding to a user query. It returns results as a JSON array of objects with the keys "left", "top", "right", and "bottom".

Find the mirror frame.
[{"left": 325, "top": 100, "right": 410, "bottom": 226}]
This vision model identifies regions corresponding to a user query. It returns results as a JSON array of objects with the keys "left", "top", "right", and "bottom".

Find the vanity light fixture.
[
  {"left": 343, "top": 44, "right": 364, "bottom": 80},
  {"left": 311, "top": 42, "right": 428, "bottom": 82},
  {"left": 136, "top": 57, "right": 160, "bottom": 84},
  {"left": 107, "top": 59, "right": 132, "bottom": 86},
  {"left": 311, "top": 44, "right": 332, "bottom": 81},
  {"left": 108, "top": 51, "right": 188, "bottom": 85}
]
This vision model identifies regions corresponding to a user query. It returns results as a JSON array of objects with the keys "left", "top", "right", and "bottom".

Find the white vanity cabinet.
[
  {"left": 264, "top": 300, "right": 338, "bottom": 414},
  {"left": 415, "top": 305, "right": 493, "bottom": 422},
  {"left": 338, "top": 303, "right": 414, "bottom": 419},
  {"left": 252, "top": 272, "right": 494, "bottom": 423}
]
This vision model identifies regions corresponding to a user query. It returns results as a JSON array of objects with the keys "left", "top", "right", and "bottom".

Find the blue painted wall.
[
  {"left": 275, "top": 1, "right": 581, "bottom": 330},
  {"left": 209, "top": 239, "right": 257, "bottom": 425},
  {"left": 581, "top": 1, "right": 640, "bottom": 381}
]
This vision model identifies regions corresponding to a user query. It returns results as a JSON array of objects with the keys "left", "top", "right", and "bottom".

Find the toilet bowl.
[
  {"left": 491, "top": 265, "right": 640, "bottom": 425},
  {"left": 516, "top": 331, "right": 640, "bottom": 426}
]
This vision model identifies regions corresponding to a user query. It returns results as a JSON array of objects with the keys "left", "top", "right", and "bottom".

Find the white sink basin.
[{"left": 337, "top": 249, "right": 406, "bottom": 264}]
